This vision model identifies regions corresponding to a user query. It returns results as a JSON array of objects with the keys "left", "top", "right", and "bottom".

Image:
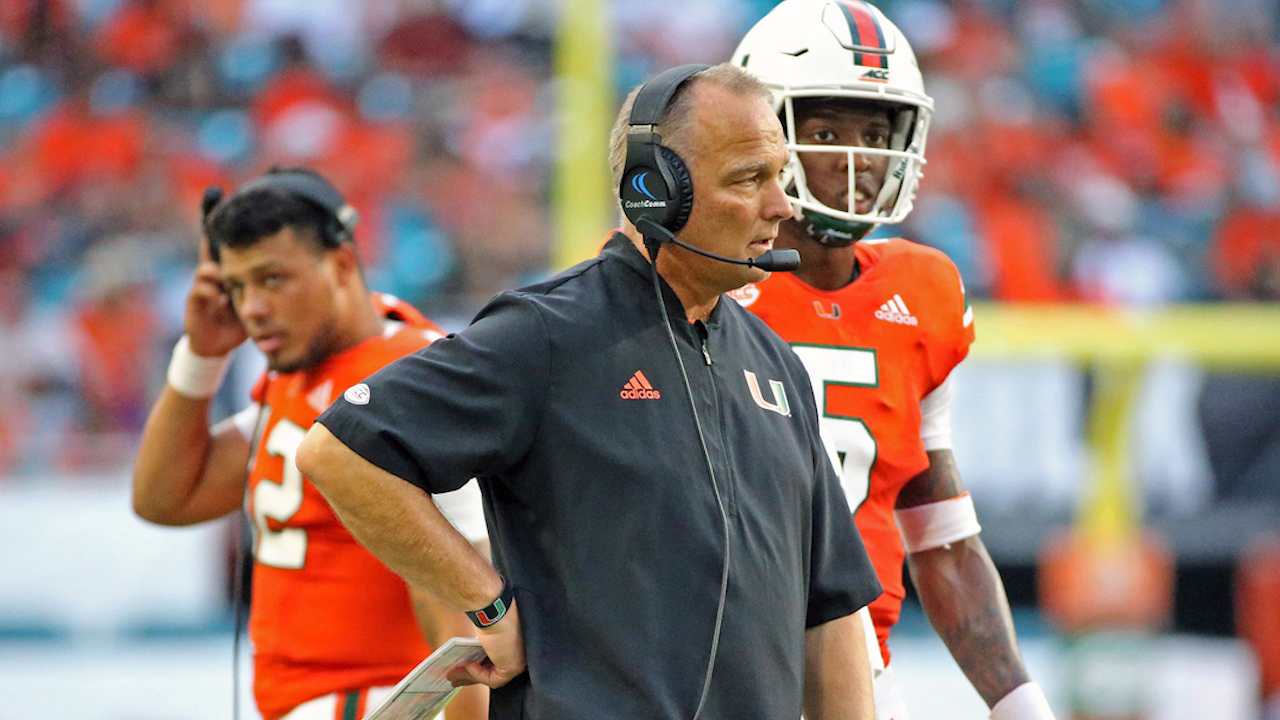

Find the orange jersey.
[
  {"left": 734, "top": 238, "right": 974, "bottom": 665},
  {"left": 245, "top": 293, "right": 446, "bottom": 720}
]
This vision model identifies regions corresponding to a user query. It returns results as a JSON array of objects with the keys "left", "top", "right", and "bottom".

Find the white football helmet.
[{"left": 733, "top": 0, "right": 933, "bottom": 245}]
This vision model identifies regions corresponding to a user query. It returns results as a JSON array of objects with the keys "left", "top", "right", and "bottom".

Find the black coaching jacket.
[{"left": 318, "top": 232, "right": 881, "bottom": 720}]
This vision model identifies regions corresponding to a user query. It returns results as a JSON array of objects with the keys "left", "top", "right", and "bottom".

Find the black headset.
[
  {"left": 201, "top": 169, "right": 359, "bottom": 262},
  {"left": 621, "top": 65, "right": 801, "bottom": 273},
  {"left": 619, "top": 64, "right": 711, "bottom": 235}
]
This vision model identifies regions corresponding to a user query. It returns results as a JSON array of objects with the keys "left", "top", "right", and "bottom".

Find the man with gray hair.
[{"left": 296, "top": 63, "right": 881, "bottom": 720}]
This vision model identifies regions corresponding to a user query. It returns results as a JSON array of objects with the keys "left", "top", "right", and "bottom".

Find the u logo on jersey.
[
  {"left": 813, "top": 301, "right": 841, "bottom": 319},
  {"left": 744, "top": 370, "right": 790, "bottom": 416}
]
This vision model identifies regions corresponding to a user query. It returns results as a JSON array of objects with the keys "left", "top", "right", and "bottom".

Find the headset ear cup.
[
  {"left": 659, "top": 146, "right": 695, "bottom": 232},
  {"left": 230, "top": 170, "right": 352, "bottom": 248},
  {"left": 323, "top": 217, "right": 345, "bottom": 248}
]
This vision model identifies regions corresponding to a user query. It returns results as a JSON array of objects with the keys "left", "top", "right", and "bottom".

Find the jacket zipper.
[{"left": 698, "top": 331, "right": 737, "bottom": 514}]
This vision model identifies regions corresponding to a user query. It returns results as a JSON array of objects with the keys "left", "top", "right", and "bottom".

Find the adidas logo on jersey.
[
  {"left": 620, "top": 370, "right": 661, "bottom": 400},
  {"left": 875, "top": 294, "right": 918, "bottom": 326},
  {"left": 306, "top": 380, "right": 333, "bottom": 413}
]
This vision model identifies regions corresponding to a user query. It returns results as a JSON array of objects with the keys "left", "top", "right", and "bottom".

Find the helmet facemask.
[{"left": 781, "top": 91, "right": 930, "bottom": 247}]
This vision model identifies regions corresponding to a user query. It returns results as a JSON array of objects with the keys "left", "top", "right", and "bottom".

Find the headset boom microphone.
[{"left": 635, "top": 218, "right": 801, "bottom": 272}]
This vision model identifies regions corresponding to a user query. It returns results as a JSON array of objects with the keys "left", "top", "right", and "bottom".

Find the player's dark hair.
[{"left": 205, "top": 167, "right": 339, "bottom": 256}]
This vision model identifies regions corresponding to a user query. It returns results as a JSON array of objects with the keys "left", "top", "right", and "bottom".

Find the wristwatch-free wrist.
[{"left": 466, "top": 576, "right": 514, "bottom": 628}]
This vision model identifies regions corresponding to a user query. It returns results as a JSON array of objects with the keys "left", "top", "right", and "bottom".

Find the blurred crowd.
[
  {"left": 883, "top": 0, "right": 1280, "bottom": 306},
  {"left": 0, "top": 0, "right": 1278, "bottom": 476}
]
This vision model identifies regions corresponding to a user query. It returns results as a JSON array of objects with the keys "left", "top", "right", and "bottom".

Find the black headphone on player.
[
  {"left": 620, "top": 64, "right": 800, "bottom": 273},
  {"left": 200, "top": 169, "right": 360, "bottom": 262}
]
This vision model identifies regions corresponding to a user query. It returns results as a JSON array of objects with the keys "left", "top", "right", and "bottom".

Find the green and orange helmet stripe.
[{"left": 836, "top": 0, "right": 889, "bottom": 68}]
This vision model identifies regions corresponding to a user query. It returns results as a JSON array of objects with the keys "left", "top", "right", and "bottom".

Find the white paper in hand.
[{"left": 364, "top": 637, "right": 489, "bottom": 720}]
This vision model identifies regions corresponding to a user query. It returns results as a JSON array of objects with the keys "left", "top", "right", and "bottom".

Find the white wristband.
[
  {"left": 990, "top": 682, "right": 1055, "bottom": 720},
  {"left": 895, "top": 492, "right": 982, "bottom": 553},
  {"left": 166, "top": 336, "right": 230, "bottom": 399}
]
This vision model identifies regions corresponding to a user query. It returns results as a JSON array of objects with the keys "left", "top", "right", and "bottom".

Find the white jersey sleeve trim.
[
  {"left": 895, "top": 492, "right": 982, "bottom": 553},
  {"left": 919, "top": 372, "right": 955, "bottom": 451},
  {"left": 856, "top": 606, "right": 884, "bottom": 675},
  {"left": 433, "top": 479, "right": 489, "bottom": 544},
  {"left": 227, "top": 403, "right": 262, "bottom": 441},
  {"left": 382, "top": 319, "right": 405, "bottom": 338}
]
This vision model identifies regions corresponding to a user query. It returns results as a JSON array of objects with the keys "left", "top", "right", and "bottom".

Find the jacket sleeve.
[{"left": 316, "top": 292, "right": 551, "bottom": 494}]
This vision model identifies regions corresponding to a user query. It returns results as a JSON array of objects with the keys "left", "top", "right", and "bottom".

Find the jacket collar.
[{"left": 601, "top": 231, "right": 726, "bottom": 329}]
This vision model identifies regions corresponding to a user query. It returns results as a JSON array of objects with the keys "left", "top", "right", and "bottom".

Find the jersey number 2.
[
  {"left": 790, "top": 345, "right": 879, "bottom": 511},
  {"left": 252, "top": 418, "right": 308, "bottom": 569}
]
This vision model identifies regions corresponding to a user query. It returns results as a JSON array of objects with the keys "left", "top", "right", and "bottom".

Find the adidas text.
[
  {"left": 621, "top": 370, "right": 661, "bottom": 399},
  {"left": 874, "top": 308, "right": 918, "bottom": 326}
]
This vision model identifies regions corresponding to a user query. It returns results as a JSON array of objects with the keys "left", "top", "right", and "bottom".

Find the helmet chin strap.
[
  {"left": 787, "top": 178, "right": 874, "bottom": 249},
  {"left": 797, "top": 207, "right": 874, "bottom": 248},
  {"left": 805, "top": 222, "right": 859, "bottom": 248}
]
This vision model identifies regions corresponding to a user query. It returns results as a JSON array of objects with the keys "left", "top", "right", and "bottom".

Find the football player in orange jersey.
[
  {"left": 131, "top": 168, "right": 488, "bottom": 720},
  {"left": 733, "top": 2, "right": 1055, "bottom": 720}
]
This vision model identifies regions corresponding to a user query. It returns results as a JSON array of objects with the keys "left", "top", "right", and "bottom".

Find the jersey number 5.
[
  {"left": 790, "top": 345, "right": 878, "bottom": 511},
  {"left": 252, "top": 418, "right": 308, "bottom": 569}
]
